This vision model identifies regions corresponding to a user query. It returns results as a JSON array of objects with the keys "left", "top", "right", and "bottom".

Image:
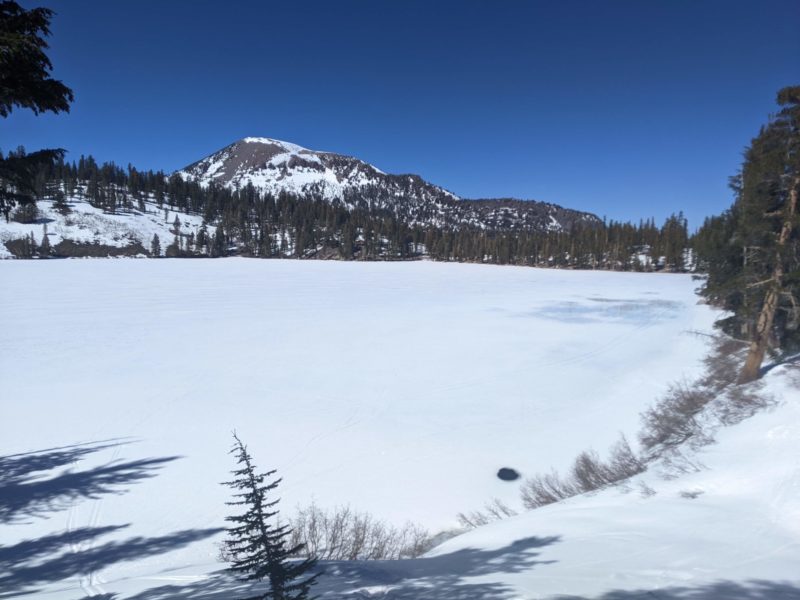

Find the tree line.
[{"left": 29, "top": 155, "right": 692, "bottom": 270}]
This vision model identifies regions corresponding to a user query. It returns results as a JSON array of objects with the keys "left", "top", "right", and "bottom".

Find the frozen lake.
[{"left": 0, "top": 259, "right": 718, "bottom": 597}]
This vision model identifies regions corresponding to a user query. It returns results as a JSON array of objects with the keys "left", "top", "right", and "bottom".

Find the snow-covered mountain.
[
  {"left": 177, "top": 137, "right": 600, "bottom": 231},
  {"left": 177, "top": 136, "right": 456, "bottom": 204}
]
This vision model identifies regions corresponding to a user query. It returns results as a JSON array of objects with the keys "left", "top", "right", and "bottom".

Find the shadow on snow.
[
  {"left": 0, "top": 441, "right": 221, "bottom": 598},
  {"left": 0, "top": 439, "right": 177, "bottom": 524},
  {"left": 554, "top": 580, "right": 800, "bottom": 600},
  {"left": 104, "top": 536, "right": 561, "bottom": 600}
]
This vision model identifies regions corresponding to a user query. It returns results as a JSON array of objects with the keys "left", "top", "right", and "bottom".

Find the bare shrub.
[
  {"left": 638, "top": 335, "right": 773, "bottom": 454},
  {"left": 700, "top": 336, "right": 748, "bottom": 391},
  {"left": 715, "top": 383, "right": 773, "bottom": 425},
  {"left": 457, "top": 498, "right": 518, "bottom": 530},
  {"left": 571, "top": 450, "right": 609, "bottom": 491},
  {"left": 512, "top": 335, "right": 773, "bottom": 515},
  {"left": 605, "top": 435, "right": 646, "bottom": 481},
  {"left": 658, "top": 449, "right": 706, "bottom": 479},
  {"left": 638, "top": 381, "right": 714, "bottom": 452},
  {"left": 521, "top": 435, "right": 646, "bottom": 510},
  {"left": 288, "top": 503, "right": 432, "bottom": 560},
  {"left": 637, "top": 481, "right": 656, "bottom": 498},
  {"left": 520, "top": 469, "right": 580, "bottom": 509},
  {"left": 569, "top": 436, "right": 645, "bottom": 493}
]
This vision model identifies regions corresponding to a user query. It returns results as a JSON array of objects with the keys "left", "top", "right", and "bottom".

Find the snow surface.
[{"left": 3, "top": 261, "right": 796, "bottom": 598}]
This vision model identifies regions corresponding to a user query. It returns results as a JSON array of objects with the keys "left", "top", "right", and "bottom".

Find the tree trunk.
[
  {"left": 739, "top": 281, "right": 780, "bottom": 383},
  {"left": 739, "top": 181, "right": 798, "bottom": 383}
]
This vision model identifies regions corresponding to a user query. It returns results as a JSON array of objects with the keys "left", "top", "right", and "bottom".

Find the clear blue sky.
[{"left": 6, "top": 0, "right": 799, "bottom": 228}]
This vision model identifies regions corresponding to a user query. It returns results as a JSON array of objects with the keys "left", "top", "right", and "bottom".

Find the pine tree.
[
  {"left": 150, "top": 233, "right": 161, "bottom": 257},
  {"left": 213, "top": 225, "right": 226, "bottom": 257},
  {"left": 222, "top": 433, "right": 319, "bottom": 600},
  {"left": 0, "top": 1, "right": 73, "bottom": 221},
  {"left": 52, "top": 188, "right": 70, "bottom": 214},
  {"left": 38, "top": 223, "right": 50, "bottom": 257},
  {"left": 27, "top": 230, "right": 37, "bottom": 258},
  {"left": 736, "top": 87, "right": 800, "bottom": 382},
  {"left": 696, "top": 86, "right": 800, "bottom": 382}
]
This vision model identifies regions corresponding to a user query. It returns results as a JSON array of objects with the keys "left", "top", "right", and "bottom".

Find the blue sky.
[{"left": 7, "top": 0, "right": 799, "bottom": 228}]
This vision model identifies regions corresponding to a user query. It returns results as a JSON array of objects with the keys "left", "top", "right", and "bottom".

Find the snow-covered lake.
[{"left": 0, "top": 259, "right": 720, "bottom": 597}]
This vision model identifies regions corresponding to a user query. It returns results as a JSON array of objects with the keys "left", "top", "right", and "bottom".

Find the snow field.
[{"left": 0, "top": 260, "right": 722, "bottom": 598}]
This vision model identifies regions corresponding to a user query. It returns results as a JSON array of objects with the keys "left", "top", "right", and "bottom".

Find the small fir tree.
[
  {"left": 52, "top": 189, "right": 70, "bottom": 214},
  {"left": 38, "top": 224, "right": 50, "bottom": 257},
  {"left": 150, "top": 233, "right": 161, "bottom": 257},
  {"left": 27, "top": 230, "right": 37, "bottom": 258},
  {"left": 222, "top": 433, "right": 319, "bottom": 600},
  {"left": 213, "top": 225, "right": 226, "bottom": 257}
]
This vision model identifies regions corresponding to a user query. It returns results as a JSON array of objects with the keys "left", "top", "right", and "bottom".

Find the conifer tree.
[
  {"left": 213, "top": 225, "right": 226, "bottom": 257},
  {"left": 52, "top": 188, "right": 70, "bottom": 214},
  {"left": 38, "top": 223, "right": 50, "bottom": 257},
  {"left": 27, "top": 230, "right": 37, "bottom": 257},
  {"left": 736, "top": 87, "right": 800, "bottom": 381},
  {"left": 0, "top": 1, "right": 73, "bottom": 221},
  {"left": 696, "top": 86, "right": 800, "bottom": 382},
  {"left": 222, "top": 433, "right": 319, "bottom": 600},
  {"left": 150, "top": 233, "right": 160, "bottom": 257}
]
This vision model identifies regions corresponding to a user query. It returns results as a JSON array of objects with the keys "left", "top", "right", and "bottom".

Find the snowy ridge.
[{"left": 176, "top": 137, "right": 600, "bottom": 231}]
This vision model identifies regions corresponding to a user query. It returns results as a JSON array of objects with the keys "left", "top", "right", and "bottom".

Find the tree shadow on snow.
[
  {"left": 0, "top": 441, "right": 221, "bottom": 598},
  {"left": 83, "top": 572, "right": 256, "bottom": 600},
  {"left": 760, "top": 351, "right": 800, "bottom": 378},
  {"left": 82, "top": 536, "right": 560, "bottom": 600},
  {"left": 553, "top": 579, "right": 800, "bottom": 600},
  {"left": 317, "top": 535, "right": 561, "bottom": 600},
  {"left": 0, "top": 439, "right": 177, "bottom": 524},
  {"left": 0, "top": 525, "right": 221, "bottom": 599}
]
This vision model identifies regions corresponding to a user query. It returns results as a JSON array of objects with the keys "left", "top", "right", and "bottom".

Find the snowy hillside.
[
  {"left": 177, "top": 137, "right": 600, "bottom": 231},
  {"left": 0, "top": 194, "right": 204, "bottom": 259},
  {"left": 0, "top": 260, "right": 742, "bottom": 598},
  {"left": 0, "top": 187, "right": 604, "bottom": 262}
]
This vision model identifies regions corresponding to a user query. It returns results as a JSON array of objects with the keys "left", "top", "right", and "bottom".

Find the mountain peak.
[
  {"left": 177, "top": 137, "right": 404, "bottom": 200},
  {"left": 175, "top": 136, "right": 599, "bottom": 232},
  {"left": 238, "top": 136, "right": 312, "bottom": 154}
]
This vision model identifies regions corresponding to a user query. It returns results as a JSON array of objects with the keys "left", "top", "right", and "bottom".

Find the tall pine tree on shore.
[{"left": 696, "top": 86, "right": 800, "bottom": 382}]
